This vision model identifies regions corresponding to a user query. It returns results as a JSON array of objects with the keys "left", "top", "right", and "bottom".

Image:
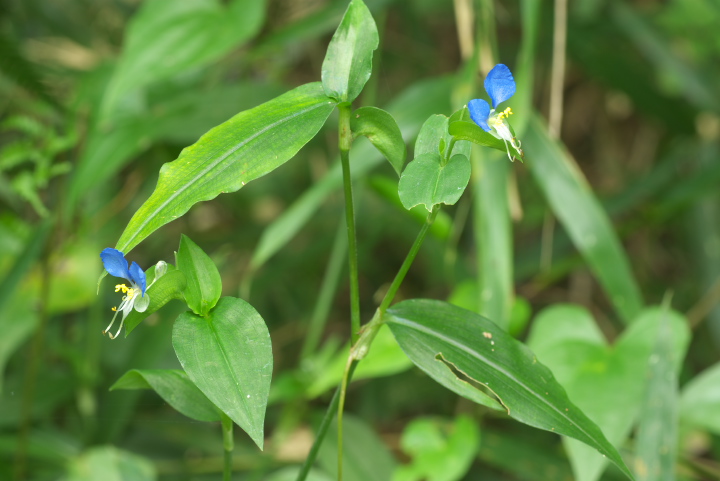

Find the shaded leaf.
[
  {"left": 351, "top": 106, "right": 406, "bottom": 175},
  {"left": 111, "top": 369, "right": 221, "bottom": 422}
]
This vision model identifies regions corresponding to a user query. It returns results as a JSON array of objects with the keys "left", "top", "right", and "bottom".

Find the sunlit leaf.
[
  {"left": 321, "top": 0, "right": 378, "bottom": 103},
  {"left": 385, "top": 299, "right": 634, "bottom": 480},
  {"left": 173, "top": 297, "right": 272, "bottom": 449},
  {"left": 115, "top": 83, "right": 335, "bottom": 255}
]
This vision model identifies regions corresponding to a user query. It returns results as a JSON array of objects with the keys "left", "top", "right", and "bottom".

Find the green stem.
[
  {"left": 294, "top": 362, "right": 358, "bottom": 481},
  {"left": 221, "top": 414, "right": 234, "bottom": 481},
  {"left": 338, "top": 102, "right": 361, "bottom": 344},
  {"left": 337, "top": 357, "right": 354, "bottom": 481},
  {"left": 379, "top": 207, "right": 440, "bottom": 314}
]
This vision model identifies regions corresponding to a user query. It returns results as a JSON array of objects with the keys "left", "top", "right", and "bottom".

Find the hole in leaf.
[{"left": 435, "top": 352, "right": 509, "bottom": 414}]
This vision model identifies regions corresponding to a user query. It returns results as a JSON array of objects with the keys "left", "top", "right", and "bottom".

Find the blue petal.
[
  {"left": 485, "top": 64, "right": 516, "bottom": 108},
  {"left": 101, "top": 248, "right": 131, "bottom": 280},
  {"left": 129, "top": 261, "right": 147, "bottom": 296},
  {"left": 468, "top": 99, "right": 492, "bottom": 132}
]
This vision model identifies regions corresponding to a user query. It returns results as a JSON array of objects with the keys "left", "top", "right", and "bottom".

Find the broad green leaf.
[
  {"left": 101, "top": 0, "right": 266, "bottom": 119},
  {"left": 115, "top": 83, "right": 335, "bottom": 255},
  {"left": 351, "top": 106, "right": 406, "bottom": 175},
  {"left": 249, "top": 76, "right": 454, "bottom": 270},
  {"left": 394, "top": 415, "right": 479, "bottom": 481},
  {"left": 176, "top": 234, "right": 222, "bottom": 316},
  {"left": 173, "top": 297, "right": 272, "bottom": 449},
  {"left": 317, "top": 414, "right": 396, "bottom": 481},
  {"left": 398, "top": 153, "right": 471, "bottom": 211},
  {"left": 321, "top": 0, "right": 378, "bottom": 103},
  {"left": 526, "top": 304, "right": 689, "bottom": 481},
  {"left": 634, "top": 306, "right": 679, "bottom": 481},
  {"left": 472, "top": 147, "right": 513, "bottom": 329},
  {"left": 680, "top": 362, "right": 720, "bottom": 435},
  {"left": 385, "top": 299, "right": 634, "bottom": 480},
  {"left": 524, "top": 114, "right": 643, "bottom": 323},
  {"left": 123, "top": 265, "right": 187, "bottom": 335},
  {"left": 64, "top": 446, "right": 155, "bottom": 481},
  {"left": 110, "top": 369, "right": 221, "bottom": 422}
]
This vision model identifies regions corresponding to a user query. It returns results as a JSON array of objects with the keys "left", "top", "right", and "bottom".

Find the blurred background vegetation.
[{"left": 1, "top": 0, "right": 720, "bottom": 480}]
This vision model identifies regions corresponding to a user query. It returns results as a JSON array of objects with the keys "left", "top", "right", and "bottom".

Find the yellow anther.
[
  {"left": 115, "top": 284, "right": 130, "bottom": 293},
  {"left": 497, "top": 107, "right": 513, "bottom": 120},
  {"left": 111, "top": 307, "right": 117, "bottom": 311}
]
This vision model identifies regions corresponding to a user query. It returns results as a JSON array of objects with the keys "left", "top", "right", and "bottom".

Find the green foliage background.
[{"left": 1, "top": 0, "right": 720, "bottom": 480}]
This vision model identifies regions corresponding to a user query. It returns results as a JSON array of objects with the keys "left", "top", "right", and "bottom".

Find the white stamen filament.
[{"left": 104, "top": 285, "right": 138, "bottom": 339}]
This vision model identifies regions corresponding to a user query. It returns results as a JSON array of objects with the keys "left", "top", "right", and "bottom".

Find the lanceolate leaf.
[
  {"left": 115, "top": 83, "right": 335, "bottom": 254},
  {"left": 524, "top": 114, "right": 643, "bottom": 323},
  {"left": 173, "top": 297, "right": 272, "bottom": 449},
  {"left": 385, "top": 299, "right": 634, "bottom": 480},
  {"left": 321, "top": 0, "right": 379, "bottom": 103},
  {"left": 110, "top": 369, "right": 221, "bottom": 422}
]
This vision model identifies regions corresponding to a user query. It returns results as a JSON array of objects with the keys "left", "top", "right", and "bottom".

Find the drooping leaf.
[
  {"left": 101, "top": 0, "right": 266, "bottom": 120},
  {"left": 385, "top": 299, "right": 634, "bottom": 480},
  {"left": 115, "top": 82, "right": 335, "bottom": 255},
  {"left": 351, "top": 106, "right": 406, "bottom": 175},
  {"left": 123, "top": 265, "right": 187, "bottom": 335},
  {"left": 321, "top": 0, "right": 379, "bottom": 103},
  {"left": 173, "top": 297, "right": 272, "bottom": 449},
  {"left": 526, "top": 304, "right": 688, "bottom": 481},
  {"left": 110, "top": 369, "right": 221, "bottom": 422},
  {"left": 524, "top": 114, "right": 644, "bottom": 323},
  {"left": 176, "top": 235, "right": 222, "bottom": 316},
  {"left": 398, "top": 153, "right": 471, "bottom": 211}
]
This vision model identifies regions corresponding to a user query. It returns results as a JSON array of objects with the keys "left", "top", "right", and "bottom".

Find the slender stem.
[
  {"left": 221, "top": 414, "right": 234, "bottom": 481},
  {"left": 295, "top": 362, "right": 358, "bottom": 481},
  {"left": 379, "top": 207, "right": 440, "bottom": 314},
  {"left": 337, "top": 356, "right": 354, "bottom": 481},
  {"left": 338, "top": 102, "right": 361, "bottom": 344}
]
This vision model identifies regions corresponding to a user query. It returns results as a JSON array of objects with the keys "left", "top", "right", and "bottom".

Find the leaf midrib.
[
  {"left": 120, "top": 97, "right": 332, "bottom": 251},
  {"left": 388, "top": 314, "right": 606, "bottom": 452}
]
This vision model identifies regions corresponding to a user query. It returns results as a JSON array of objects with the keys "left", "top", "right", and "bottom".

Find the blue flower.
[
  {"left": 468, "top": 64, "right": 523, "bottom": 161},
  {"left": 100, "top": 248, "right": 150, "bottom": 339}
]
